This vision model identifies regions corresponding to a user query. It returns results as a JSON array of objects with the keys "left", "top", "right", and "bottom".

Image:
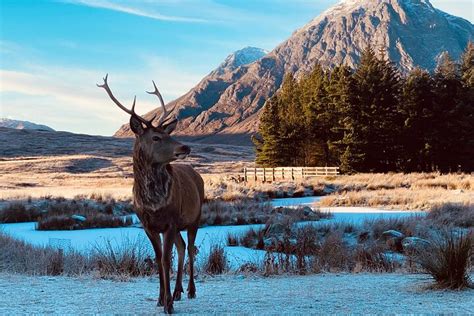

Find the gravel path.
[{"left": 0, "top": 273, "right": 472, "bottom": 314}]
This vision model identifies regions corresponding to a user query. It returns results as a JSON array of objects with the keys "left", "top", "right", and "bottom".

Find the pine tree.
[
  {"left": 456, "top": 43, "right": 474, "bottom": 171},
  {"left": 432, "top": 52, "right": 463, "bottom": 172},
  {"left": 399, "top": 68, "right": 436, "bottom": 171},
  {"left": 342, "top": 45, "right": 401, "bottom": 172},
  {"left": 254, "top": 96, "right": 283, "bottom": 167},
  {"left": 326, "top": 65, "right": 356, "bottom": 172},
  {"left": 460, "top": 41, "right": 474, "bottom": 87},
  {"left": 301, "top": 64, "right": 333, "bottom": 166},
  {"left": 278, "top": 74, "right": 306, "bottom": 166}
]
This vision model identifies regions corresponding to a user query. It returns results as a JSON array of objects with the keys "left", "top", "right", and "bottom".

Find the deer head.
[{"left": 97, "top": 74, "right": 190, "bottom": 164}]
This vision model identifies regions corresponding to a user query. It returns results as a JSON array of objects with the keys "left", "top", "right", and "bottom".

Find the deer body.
[{"left": 98, "top": 75, "right": 204, "bottom": 314}]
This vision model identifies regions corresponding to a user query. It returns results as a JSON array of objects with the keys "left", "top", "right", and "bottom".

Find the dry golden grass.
[
  {"left": 316, "top": 173, "right": 473, "bottom": 210},
  {"left": 0, "top": 128, "right": 253, "bottom": 201},
  {"left": 2, "top": 129, "right": 472, "bottom": 211}
]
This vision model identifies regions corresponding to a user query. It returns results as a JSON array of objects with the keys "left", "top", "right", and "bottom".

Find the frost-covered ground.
[{"left": 0, "top": 273, "right": 472, "bottom": 314}]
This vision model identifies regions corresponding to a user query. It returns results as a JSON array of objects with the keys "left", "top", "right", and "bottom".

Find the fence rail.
[{"left": 243, "top": 166, "right": 340, "bottom": 182}]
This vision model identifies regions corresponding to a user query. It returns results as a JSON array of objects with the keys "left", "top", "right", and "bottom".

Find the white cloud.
[
  {"left": 0, "top": 55, "right": 204, "bottom": 135},
  {"left": 61, "top": 0, "right": 211, "bottom": 23}
]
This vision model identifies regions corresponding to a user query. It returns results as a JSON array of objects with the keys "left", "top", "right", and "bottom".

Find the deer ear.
[
  {"left": 162, "top": 119, "right": 178, "bottom": 134},
  {"left": 130, "top": 116, "right": 145, "bottom": 136}
]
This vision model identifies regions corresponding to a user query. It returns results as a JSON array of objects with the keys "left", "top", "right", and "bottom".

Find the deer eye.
[{"left": 152, "top": 135, "right": 161, "bottom": 142}]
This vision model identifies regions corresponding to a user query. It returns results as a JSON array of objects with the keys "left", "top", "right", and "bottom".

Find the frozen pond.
[
  {"left": 0, "top": 222, "right": 265, "bottom": 268},
  {"left": 272, "top": 197, "right": 424, "bottom": 223},
  {"left": 0, "top": 196, "right": 424, "bottom": 268}
]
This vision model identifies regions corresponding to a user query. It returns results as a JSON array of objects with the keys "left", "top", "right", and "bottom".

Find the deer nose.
[{"left": 177, "top": 145, "right": 191, "bottom": 155}]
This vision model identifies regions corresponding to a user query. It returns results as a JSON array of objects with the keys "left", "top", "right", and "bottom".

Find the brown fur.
[
  {"left": 132, "top": 130, "right": 204, "bottom": 314},
  {"left": 98, "top": 77, "right": 204, "bottom": 313}
]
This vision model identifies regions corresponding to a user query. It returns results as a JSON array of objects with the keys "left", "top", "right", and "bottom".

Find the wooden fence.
[{"left": 243, "top": 167, "right": 340, "bottom": 182}]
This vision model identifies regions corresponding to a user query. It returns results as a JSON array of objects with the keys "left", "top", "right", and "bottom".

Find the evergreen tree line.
[{"left": 253, "top": 43, "right": 474, "bottom": 173}]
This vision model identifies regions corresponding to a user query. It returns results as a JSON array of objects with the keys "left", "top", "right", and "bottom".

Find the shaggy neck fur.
[{"left": 132, "top": 143, "right": 172, "bottom": 212}]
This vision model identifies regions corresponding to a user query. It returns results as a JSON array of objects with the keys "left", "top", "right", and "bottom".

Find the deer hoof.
[
  {"left": 173, "top": 290, "right": 182, "bottom": 301},
  {"left": 187, "top": 291, "right": 196, "bottom": 299},
  {"left": 157, "top": 295, "right": 164, "bottom": 307},
  {"left": 164, "top": 302, "right": 174, "bottom": 314}
]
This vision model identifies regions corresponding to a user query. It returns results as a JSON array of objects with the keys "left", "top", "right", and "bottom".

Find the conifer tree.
[
  {"left": 254, "top": 96, "right": 283, "bottom": 167},
  {"left": 301, "top": 64, "right": 333, "bottom": 166},
  {"left": 341, "top": 45, "right": 401, "bottom": 172},
  {"left": 278, "top": 74, "right": 306, "bottom": 166},
  {"left": 432, "top": 52, "right": 463, "bottom": 171},
  {"left": 399, "top": 68, "right": 436, "bottom": 171}
]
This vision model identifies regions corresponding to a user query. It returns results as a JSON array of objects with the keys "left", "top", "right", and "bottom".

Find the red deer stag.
[{"left": 98, "top": 75, "right": 204, "bottom": 314}]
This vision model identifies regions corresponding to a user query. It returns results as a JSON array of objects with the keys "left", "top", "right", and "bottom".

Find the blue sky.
[{"left": 0, "top": 0, "right": 472, "bottom": 135}]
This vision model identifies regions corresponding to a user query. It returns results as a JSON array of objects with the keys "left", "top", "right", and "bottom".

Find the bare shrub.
[
  {"left": 315, "top": 231, "right": 353, "bottom": 272},
  {"left": 0, "top": 231, "right": 88, "bottom": 276},
  {"left": 203, "top": 244, "right": 228, "bottom": 275},
  {"left": 428, "top": 203, "right": 474, "bottom": 228},
  {"left": 92, "top": 236, "right": 154, "bottom": 278},
  {"left": 412, "top": 230, "right": 473, "bottom": 290},
  {"left": 239, "top": 228, "right": 261, "bottom": 248},
  {"left": 354, "top": 242, "right": 398, "bottom": 272},
  {"left": 0, "top": 202, "right": 41, "bottom": 223},
  {"left": 226, "top": 233, "right": 239, "bottom": 246},
  {"left": 37, "top": 213, "right": 132, "bottom": 230},
  {"left": 238, "top": 262, "right": 259, "bottom": 274}
]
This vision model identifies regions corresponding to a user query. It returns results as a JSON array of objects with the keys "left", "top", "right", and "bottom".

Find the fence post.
[
  {"left": 254, "top": 167, "right": 257, "bottom": 182},
  {"left": 302, "top": 167, "right": 304, "bottom": 179},
  {"left": 291, "top": 168, "right": 294, "bottom": 180},
  {"left": 263, "top": 168, "right": 266, "bottom": 182},
  {"left": 272, "top": 168, "right": 275, "bottom": 181},
  {"left": 244, "top": 167, "right": 247, "bottom": 183}
]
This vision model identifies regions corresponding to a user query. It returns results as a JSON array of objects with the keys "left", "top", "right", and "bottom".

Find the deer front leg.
[
  {"left": 173, "top": 233, "right": 186, "bottom": 301},
  {"left": 187, "top": 225, "right": 198, "bottom": 299},
  {"left": 162, "top": 227, "right": 176, "bottom": 314},
  {"left": 145, "top": 231, "right": 165, "bottom": 306}
]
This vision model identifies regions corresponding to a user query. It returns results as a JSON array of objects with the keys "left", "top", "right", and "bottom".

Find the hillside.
[
  {"left": 115, "top": 0, "right": 474, "bottom": 144},
  {"left": 0, "top": 118, "right": 55, "bottom": 132}
]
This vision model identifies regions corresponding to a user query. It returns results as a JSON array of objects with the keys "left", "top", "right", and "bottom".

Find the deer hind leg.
[
  {"left": 162, "top": 227, "right": 176, "bottom": 314},
  {"left": 173, "top": 232, "right": 185, "bottom": 301},
  {"left": 187, "top": 224, "right": 198, "bottom": 299},
  {"left": 145, "top": 231, "right": 165, "bottom": 307}
]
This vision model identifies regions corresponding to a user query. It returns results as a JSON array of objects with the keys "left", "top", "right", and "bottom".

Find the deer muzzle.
[{"left": 174, "top": 145, "right": 191, "bottom": 159}]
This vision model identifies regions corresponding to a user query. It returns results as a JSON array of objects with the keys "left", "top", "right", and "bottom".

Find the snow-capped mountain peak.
[
  {"left": 213, "top": 46, "right": 268, "bottom": 75},
  {"left": 0, "top": 118, "right": 55, "bottom": 131}
]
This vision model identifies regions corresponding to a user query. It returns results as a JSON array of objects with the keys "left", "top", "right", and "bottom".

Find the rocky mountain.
[
  {"left": 0, "top": 118, "right": 55, "bottom": 131},
  {"left": 115, "top": 0, "right": 474, "bottom": 144}
]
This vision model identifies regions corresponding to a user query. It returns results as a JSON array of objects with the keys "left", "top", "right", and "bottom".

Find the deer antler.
[
  {"left": 97, "top": 74, "right": 154, "bottom": 128},
  {"left": 147, "top": 80, "right": 175, "bottom": 126}
]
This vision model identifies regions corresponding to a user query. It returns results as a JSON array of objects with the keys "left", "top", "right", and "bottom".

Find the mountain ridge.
[
  {"left": 0, "top": 118, "right": 55, "bottom": 132},
  {"left": 115, "top": 0, "right": 474, "bottom": 144}
]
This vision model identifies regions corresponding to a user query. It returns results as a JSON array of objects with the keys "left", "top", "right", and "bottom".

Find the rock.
[
  {"left": 302, "top": 206, "right": 313, "bottom": 217},
  {"left": 382, "top": 230, "right": 405, "bottom": 239},
  {"left": 71, "top": 215, "right": 86, "bottom": 222},
  {"left": 322, "top": 184, "right": 337, "bottom": 195},
  {"left": 402, "top": 237, "right": 431, "bottom": 252}
]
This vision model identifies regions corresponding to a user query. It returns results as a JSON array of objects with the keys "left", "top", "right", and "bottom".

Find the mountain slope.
[
  {"left": 0, "top": 118, "right": 55, "bottom": 131},
  {"left": 115, "top": 0, "right": 474, "bottom": 144}
]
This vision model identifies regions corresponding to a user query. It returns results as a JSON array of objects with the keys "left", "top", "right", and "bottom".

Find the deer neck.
[{"left": 132, "top": 146, "right": 172, "bottom": 212}]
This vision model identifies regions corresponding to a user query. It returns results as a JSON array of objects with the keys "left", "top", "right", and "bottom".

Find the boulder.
[
  {"left": 382, "top": 230, "right": 405, "bottom": 239},
  {"left": 402, "top": 237, "right": 431, "bottom": 252},
  {"left": 71, "top": 215, "right": 86, "bottom": 222}
]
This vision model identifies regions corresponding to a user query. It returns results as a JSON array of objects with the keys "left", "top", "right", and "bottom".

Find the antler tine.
[
  {"left": 146, "top": 80, "right": 171, "bottom": 126},
  {"left": 97, "top": 74, "right": 149, "bottom": 126}
]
